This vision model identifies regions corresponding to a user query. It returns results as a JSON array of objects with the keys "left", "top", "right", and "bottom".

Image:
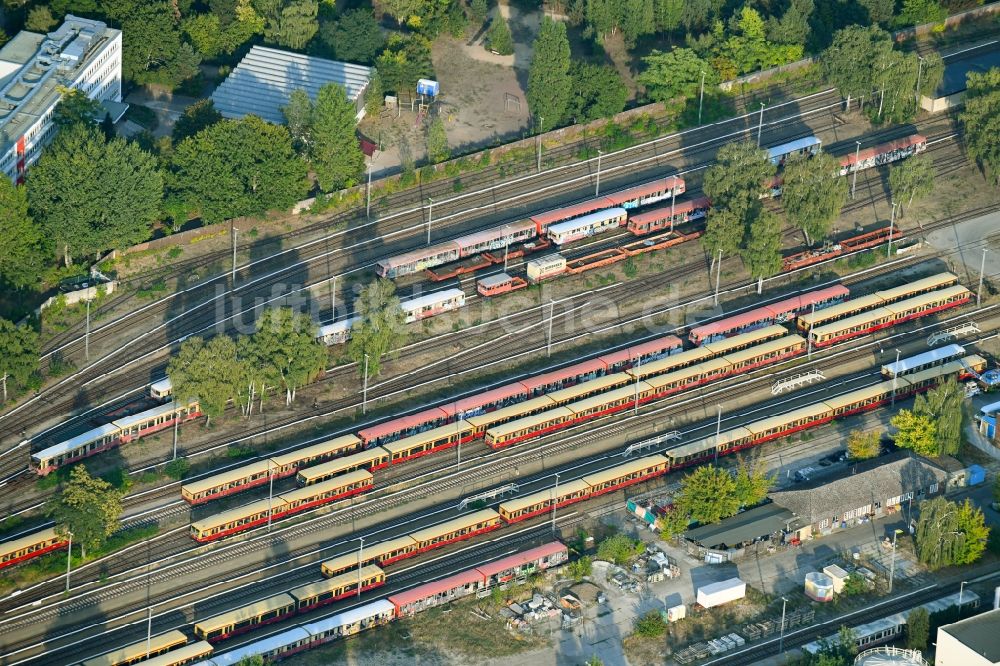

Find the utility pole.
[
  {"left": 536, "top": 117, "right": 543, "bottom": 173},
  {"left": 426, "top": 198, "right": 433, "bottom": 245},
  {"left": 698, "top": 70, "right": 706, "bottom": 125},
  {"left": 172, "top": 398, "right": 179, "bottom": 460},
  {"left": 713, "top": 249, "right": 723, "bottom": 306},
  {"left": 669, "top": 182, "right": 677, "bottom": 234},
  {"left": 713, "top": 404, "right": 722, "bottom": 464},
  {"left": 362, "top": 353, "right": 370, "bottom": 414},
  {"left": 85, "top": 299, "right": 90, "bottom": 361},
  {"left": 977, "top": 248, "right": 988, "bottom": 306},
  {"left": 146, "top": 606, "right": 152, "bottom": 658},
  {"left": 551, "top": 473, "right": 560, "bottom": 535},
  {"left": 891, "top": 349, "right": 901, "bottom": 405},
  {"left": 756, "top": 103, "right": 765, "bottom": 147},
  {"left": 959, "top": 580, "right": 967, "bottom": 610},
  {"left": 778, "top": 597, "right": 788, "bottom": 653},
  {"left": 546, "top": 300, "right": 555, "bottom": 357},
  {"left": 915, "top": 56, "right": 925, "bottom": 108},
  {"left": 633, "top": 357, "right": 641, "bottom": 415},
  {"left": 231, "top": 225, "right": 238, "bottom": 284},
  {"left": 366, "top": 160, "right": 373, "bottom": 220},
  {"left": 888, "top": 202, "right": 899, "bottom": 257},
  {"left": 266, "top": 459, "right": 274, "bottom": 532},
  {"left": 595, "top": 150, "right": 603, "bottom": 196},
  {"left": 888, "top": 529, "right": 902, "bottom": 593},
  {"left": 330, "top": 274, "right": 337, "bottom": 322},
  {"left": 357, "top": 536, "right": 365, "bottom": 597},
  {"left": 65, "top": 531, "right": 73, "bottom": 593},
  {"left": 851, "top": 141, "right": 861, "bottom": 199},
  {"left": 806, "top": 302, "right": 816, "bottom": 360}
]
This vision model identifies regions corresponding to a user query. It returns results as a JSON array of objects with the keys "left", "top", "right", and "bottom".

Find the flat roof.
[
  {"left": 940, "top": 608, "right": 1000, "bottom": 661},
  {"left": 211, "top": 45, "right": 372, "bottom": 124},
  {"left": 686, "top": 503, "right": 797, "bottom": 549}
]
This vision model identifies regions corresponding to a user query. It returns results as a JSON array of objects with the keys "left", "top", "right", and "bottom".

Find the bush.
[
  {"left": 596, "top": 533, "right": 644, "bottom": 565},
  {"left": 164, "top": 457, "right": 191, "bottom": 480},
  {"left": 567, "top": 556, "right": 592, "bottom": 581},
  {"left": 633, "top": 610, "right": 667, "bottom": 638}
]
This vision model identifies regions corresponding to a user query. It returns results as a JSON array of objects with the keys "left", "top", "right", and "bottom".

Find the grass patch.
[{"left": 136, "top": 281, "right": 168, "bottom": 300}]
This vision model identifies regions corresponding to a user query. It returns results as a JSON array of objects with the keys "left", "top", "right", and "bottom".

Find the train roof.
[
  {"left": 205, "top": 627, "right": 309, "bottom": 665},
  {"left": 757, "top": 285, "right": 851, "bottom": 320},
  {"left": 882, "top": 344, "right": 965, "bottom": 376},
  {"left": 388, "top": 568, "right": 485, "bottom": 608},
  {"left": 195, "top": 593, "right": 296, "bottom": 633},
  {"left": 808, "top": 307, "right": 893, "bottom": 338},
  {"left": 376, "top": 242, "right": 460, "bottom": 270},
  {"left": 745, "top": 402, "right": 831, "bottom": 436},
  {"left": 478, "top": 272, "right": 517, "bottom": 289},
  {"left": 566, "top": 384, "right": 649, "bottom": 415},
  {"left": 581, "top": 455, "right": 668, "bottom": 487},
  {"left": 79, "top": 630, "right": 190, "bottom": 666},
  {"left": 528, "top": 197, "right": 614, "bottom": 227},
  {"left": 603, "top": 176, "right": 683, "bottom": 204},
  {"left": 302, "top": 599, "right": 396, "bottom": 635},
  {"left": 642, "top": 357, "right": 732, "bottom": 390},
  {"left": 628, "top": 346, "right": 715, "bottom": 378},
  {"left": 821, "top": 380, "right": 903, "bottom": 411},
  {"left": 900, "top": 355, "right": 985, "bottom": 386},
  {"left": 518, "top": 359, "right": 607, "bottom": 392},
  {"left": 322, "top": 536, "right": 417, "bottom": 573},
  {"left": 408, "top": 509, "right": 500, "bottom": 544},
  {"left": 701, "top": 325, "right": 788, "bottom": 355},
  {"left": 112, "top": 403, "right": 180, "bottom": 430},
  {"left": 33, "top": 423, "right": 121, "bottom": 462},
  {"left": 357, "top": 406, "right": 450, "bottom": 440},
  {"left": 182, "top": 460, "right": 273, "bottom": 496},
  {"left": 796, "top": 293, "right": 885, "bottom": 327},
  {"left": 874, "top": 272, "right": 957, "bottom": 302},
  {"left": 150, "top": 377, "right": 172, "bottom": 394},
  {"left": 450, "top": 382, "right": 527, "bottom": 414},
  {"left": 546, "top": 373, "right": 629, "bottom": 404},
  {"left": 666, "top": 428, "right": 752, "bottom": 460},
  {"left": 129, "top": 642, "right": 214, "bottom": 666},
  {"left": 400, "top": 288, "right": 465, "bottom": 311},
  {"left": 598, "top": 335, "right": 684, "bottom": 367},
  {"left": 498, "top": 479, "right": 591, "bottom": 513},
  {"left": 455, "top": 219, "right": 536, "bottom": 248},
  {"left": 626, "top": 197, "right": 708, "bottom": 224},
  {"left": 881, "top": 285, "right": 970, "bottom": 314},
  {"left": 484, "top": 406, "right": 574, "bottom": 439},
  {"left": 278, "top": 469, "right": 372, "bottom": 503},
  {"left": 466, "top": 395, "right": 556, "bottom": 428},
  {"left": 297, "top": 448, "right": 388, "bottom": 481},
  {"left": 190, "top": 497, "right": 286, "bottom": 533},
  {"left": 381, "top": 421, "right": 469, "bottom": 455},
  {"left": 476, "top": 541, "right": 567, "bottom": 577},
  {"left": 690, "top": 311, "right": 776, "bottom": 339},
  {"left": 0, "top": 526, "right": 61, "bottom": 557},
  {"left": 547, "top": 207, "right": 627, "bottom": 235},
  {"left": 840, "top": 134, "right": 926, "bottom": 167},
  {"left": 318, "top": 316, "right": 359, "bottom": 337},
  {"left": 268, "top": 434, "right": 362, "bottom": 468},
  {"left": 289, "top": 565, "right": 384, "bottom": 601},
  {"left": 767, "top": 136, "right": 821, "bottom": 160},
  {"left": 721, "top": 335, "right": 805, "bottom": 366}
]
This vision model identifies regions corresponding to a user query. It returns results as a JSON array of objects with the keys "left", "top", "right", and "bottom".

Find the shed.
[{"left": 684, "top": 503, "right": 798, "bottom": 550}]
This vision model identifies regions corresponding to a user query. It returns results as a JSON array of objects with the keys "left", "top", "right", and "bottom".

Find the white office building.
[{"left": 0, "top": 15, "right": 122, "bottom": 183}]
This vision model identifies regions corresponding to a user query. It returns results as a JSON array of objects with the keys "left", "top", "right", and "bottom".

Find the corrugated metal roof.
[
  {"left": 476, "top": 542, "right": 568, "bottom": 576},
  {"left": 211, "top": 45, "right": 372, "bottom": 124}
]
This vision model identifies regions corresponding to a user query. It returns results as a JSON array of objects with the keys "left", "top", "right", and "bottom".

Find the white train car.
[{"left": 547, "top": 208, "right": 627, "bottom": 245}]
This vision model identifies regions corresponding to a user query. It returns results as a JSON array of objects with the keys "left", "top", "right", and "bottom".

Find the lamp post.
[
  {"left": 756, "top": 103, "right": 765, "bottom": 147},
  {"left": 958, "top": 580, "right": 968, "bottom": 611},
  {"left": 891, "top": 349, "right": 901, "bottom": 405},
  {"left": 85, "top": 299, "right": 90, "bottom": 361},
  {"left": 362, "top": 353, "right": 370, "bottom": 414},
  {"left": 806, "top": 302, "right": 816, "bottom": 360},
  {"left": 778, "top": 597, "right": 788, "bottom": 653},
  {"left": 633, "top": 357, "right": 642, "bottom": 415},
  {"left": 713, "top": 404, "right": 722, "bottom": 464},
  {"left": 366, "top": 160, "right": 373, "bottom": 220},
  {"left": 888, "top": 528, "right": 903, "bottom": 593},
  {"left": 231, "top": 224, "right": 238, "bottom": 284},
  {"left": 977, "top": 248, "right": 988, "bottom": 307},
  {"left": 551, "top": 473, "right": 560, "bottom": 535},
  {"left": 713, "top": 249, "right": 723, "bottom": 306},
  {"left": 888, "top": 201, "right": 899, "bottom": 257},
  {"left": 266, "top": 459, "right": 275, "bottom": 532},
  {"left": 546, "top": 299, "right": 555, "bottom": 357},
  {"left": 426, "top": 197, "right": 434, "bottom": 245},
  {"left": 698, "top": 70, "right": 706, "bottom": 125},
  {"left": 915, "top": 56, "right": 925, "bottom": 108},
  {"left": 851, "top": 141, "right": 861, "bottom": 199},
  {"left": 357, "top": 536, "right": 365, "bottom": 597},
  {"left": 65, "top": 530, "right": 73, "bottom": 593},
  {"left": 536, "top": 116, "right": 543, "bottom": 173},
  {"left": 595, "top": 149, "right": 604, "bottom": 196}
]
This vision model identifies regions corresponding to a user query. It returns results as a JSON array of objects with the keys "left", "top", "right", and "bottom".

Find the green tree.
[
  {"left": 470, "top": 0, "right": 488, "bottom": 24},
  {"left": 676, "top": 464, "right": 740, "bottom": 524},
  {"left": 26, "top": 5, "right": 58, "bottom": 31},
  {"left": 890, "top": 409, "right": 938, "bottom": 457},
  {"left": 281, "top": 88, "right": 314, "bottom": 157},
  {"left": 859, "top": 0, "right": 895, "bottom": 25},
  {"left": 703, "top": 207, "right": 745, "bottom": 261},
  {"left": 183, "top": 0, "right": 264, "bottom": 58},
  {"left": 781, "top": 152, "right": 847, "bottom": 245},
  {"left": 766, "top": 0, "right": 813, "bottom": 46},
  {"left": 53, "top": 88, "right": 102, "bottom": 129},
  {"left": 168, "top": 335, "right": 246, "bottom": 423},
  {"left": 637, "top": 48, "right": 716, "bottom": 102},
  {"left": 248, "top": 307, "right": 327, "bottom": 405},
  {"left": 46, "top": 466, "right": 123, "bottom": 558},
  {"left": 596, "top": 533, "right": 644, "bottom": 564},
  {"left": 312, "top": 83, "right": 366, "bottom": 191},
  {"left": 905, "top": 607, "right": 930, "bottom": 650},
  {"left": 821, "top": 25, "right": 895, "bottom": 108},
  {"left": 703, "top": 140, "right": 775, "bottom": 216},
  {"left": 365, "top": 71, "right": 384, "bottom": 118},
  {"left": 733, "top": 458, "right": 772, "bottom": 507},
  {"left": 28, "top": 123, "right": 163, "bottom": 266},
  {"left": 527, "top": 17, "right": 572, "bottom": 132},
  {"left": 0, "top": 319, "right": 39, "bottom": 402},
  {"left": 913, "top": 376, "right": 964, "bottom": 456},
  {"left": 889, "top": 153, "right": 934, "bottom": 215},
  {"left": 653, "top": 0, "right": 684, "bottom": 33},
  {"left": 375, "top": 34, "right": 434, "bottom": 94},
  {"left": 254, "top": 0, "right": 319, "bottom": 49},
  {"left": 846, "top": 429, "right": 880, "bottom": 460},
  {"left": 565, "top": 63, "right": 627, "bottom": 123},
  {"left": 567, "top": 556, "right": 592, "bottom": 581},
  {"left": 896, "top": 0, "right": 946, "bottom": 27},
  {"left": 320, "top": 8, "right": 385, "bottom": 64},
  {"left": 961, "top": 68, "right": 1000, "bottom": 185},
  {"left": 426, "top": 115, "right": 450, "bottom": 164},
  {"left": 170, "top": 116, "right": 309, "bottom": 224},
  {"left": 633, "top": 610, "right": 667, "bottom": 637},
  {"left": 658, "top": 507, "right": 690, "bottom": 539},
  {"left": 235, "top": 656, "right": 265, "bottom": 666},
  {"left": 620, "top": 0, "right": 654, "bottom": 47},
  {"left": 172, "top": 100, "right": 223, "bottom": 144},
  {"left": 486, "top": 12, "right": 514, "bottom": 55},
  {"left": 741, "top": 211, "right": 783, "bottom": 289},
  {"left": 915, "top": 497, "right": 990, "bottom": 569},
  {"left": 0, "top": 179, "right": 46, "bottom": 289},
  {"left": 347, "top": 278, "right": 407, "bottom": 378},
  {"left": 116, "top": 1, "right": 202, "bottom": 87},
  {"left": 584, "top": 0, "right": 617, "bottom": 41},
  {"left": 381, "top": 0, "right": 424, "bottom": 25}
]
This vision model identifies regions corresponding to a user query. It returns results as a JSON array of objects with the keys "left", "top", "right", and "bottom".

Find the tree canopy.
[
  {"left": 347, "top": 279, "right": 407, "bottom": 379},
  {"left": 250, "top": 308, "right": 327, "bottom": 405},
  {"left": 527, "top": 17, "right": 572, "bottom": 132},
  {"left": 596, "top": 533, "right": 645, "bottom": 564},
  {"left": 172, "top": 100, "right": 223, "bottom": 144},
  {"left": 912, "top": 376, "right": 964, "bottom": 456},
  {"left": 638, "top": 48, "right": 717, "bottom": 103},
  {"left": 46, "top": 466, "right": 123, "bottom": 558},
  {"left": 167, "top": 335, "right": 243, "bottom": 423},
  {"left": 320, "top": 7, "right": 385, "bottom": 64},
  {"left": 565, "top": 63, "right": 629, "bottom": 123},
  {"left": 0, "top": 319, "right": 39, "bottom": 403},
  {"left": 846, "top": 429, "right": 880, "bottom": 460},
  {"left": 702, "top": 140, "right": 775, "bottom": 215},
  {"left": 170, "top": 116, "right": 309, "bottom": 224},
  {"left": 905, "top": 607, "right": 930, "bottom": 651},
  {"left": 889, "top": 153, "right": 934, "bottom": 214},
  {"left": 0, "top": 178, "right": 46, "bottom": 289},
  {"left": 915, "top": 496, "right": 989, "bottom": 569},
  {"left": 676, "top": 464, "right": 741, "bottom": 525},
  {"left": 890, "top": 409, "right": 938, "bottom": 457},
  {"left": 960, "top": 67, "right": 1000, "bottom": 184},
  {"left": 741, "top": 211, "right": 784, "bottom": 285},
  {"left": 312, "top": 83, "right": 366, "bottom": 191},
  {"left": 781, "top": 152, "right": 848, "bottom": 245},
  {"left": 486, "top": 13, "right": 514, "bottom": 55},
  {"left": 702, "top": 207, "right": 745, "bottom": 260},
  {"left": 28, "top": 123, "right": 164, "bottom": 266},
  {"left": 426, "top": 115, "right": 451, "bottom": 164}
]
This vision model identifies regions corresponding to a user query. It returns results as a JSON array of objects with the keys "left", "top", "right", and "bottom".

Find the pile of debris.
[
  {"left": 674, "top": 633, "right": 746, "bottom": 664},
  {"left": 499, "top": 593, "right": 562, "bottom": 631},
  {"left": 741, "top": 607, "right": 815, "bottom": 641}
]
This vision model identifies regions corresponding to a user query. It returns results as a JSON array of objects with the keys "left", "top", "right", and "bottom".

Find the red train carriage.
[{"left": 627, "top": 197, "right": 711, "bottom": 236}]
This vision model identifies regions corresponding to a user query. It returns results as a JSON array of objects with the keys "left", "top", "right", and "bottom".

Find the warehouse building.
[
  {"left": 935, "top": 608, "right": 1000, "bottom": 666},
  {"left": 211, "top": 45, "right": 372, "bottom": 125},
  {"left": 0, "top": 15, "right": 122, "bottom": 183}
]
